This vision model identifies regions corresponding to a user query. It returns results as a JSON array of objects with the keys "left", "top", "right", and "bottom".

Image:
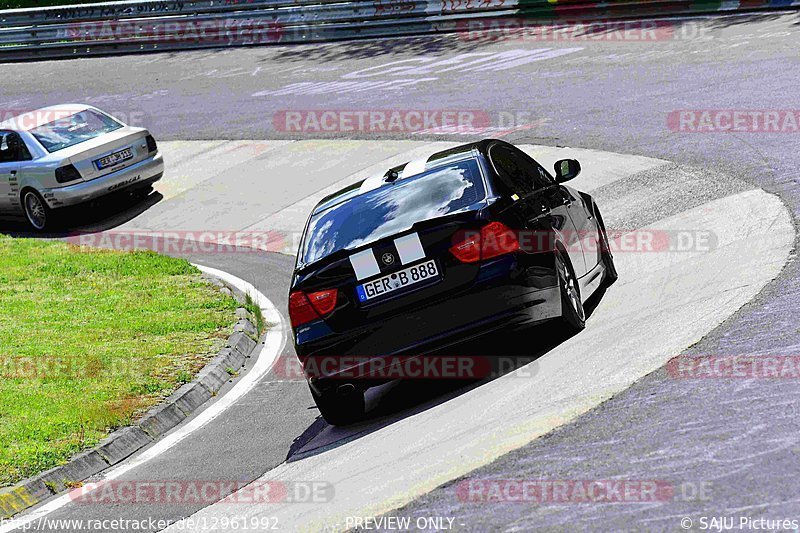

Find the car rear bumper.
[
  {"left": 304, "top": 299, "right": 558, "bottom": 396},
  {"left": 296, "top": 255, "right": 562, "bottom": 394},
  {"left": 43, "top": 153, "right": 164, "bottom": 208}
]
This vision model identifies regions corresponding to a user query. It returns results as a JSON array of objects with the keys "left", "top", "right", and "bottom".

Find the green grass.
[
  {"left": 244, "top": 293, "right": 266, "bottom": 337},
  {"left": 0, "top": 237, "right": 238, "bottom": 488}
]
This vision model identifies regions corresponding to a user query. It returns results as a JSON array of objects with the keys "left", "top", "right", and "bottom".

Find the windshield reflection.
[{"left": 303, "top": 159, "right": 485, "bottom": 266}]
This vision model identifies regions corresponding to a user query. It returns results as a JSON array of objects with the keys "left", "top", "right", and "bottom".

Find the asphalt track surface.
[{"left": 1, "top": 10, "right": 800, "bottom": 532}]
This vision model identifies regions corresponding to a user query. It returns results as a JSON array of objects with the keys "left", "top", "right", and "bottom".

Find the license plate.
[
  {"left": 356, "top": 260, "right": 439, "bottom": 302},
  {"left": 95, "top": 148, "right": 133, "bottom": 170}
]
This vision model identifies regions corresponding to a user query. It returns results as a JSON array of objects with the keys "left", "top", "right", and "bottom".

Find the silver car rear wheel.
[{"left": 23, "top": 191, "right": 48, "bottom": 231}]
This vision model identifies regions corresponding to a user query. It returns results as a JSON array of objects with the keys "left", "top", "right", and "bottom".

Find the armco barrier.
[{"left": 0, "top": 0, "right": 798, "bottom": 62}]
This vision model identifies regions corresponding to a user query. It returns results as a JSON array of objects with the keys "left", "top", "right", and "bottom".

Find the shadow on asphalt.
[
  {"left": 285, "top": 283, "right": 611, "bottom": 463},
  {"left": 0, "top": 190, "right": 163, "bottom": 238},
  {"left": 265, "top": 34, "right": 486, "bottom": 64},
  {"left": 261, "top": 12, "right": 800, "bottom": 66}
]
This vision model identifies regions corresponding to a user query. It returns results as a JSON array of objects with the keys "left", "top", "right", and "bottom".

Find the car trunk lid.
[{"left": 66, "top": 128, "right": 152, "bottom": 181}]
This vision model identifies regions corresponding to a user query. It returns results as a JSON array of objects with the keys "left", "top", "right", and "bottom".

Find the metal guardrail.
[{"left": 0, "top": 0, "right": 798, "bottom": 61}]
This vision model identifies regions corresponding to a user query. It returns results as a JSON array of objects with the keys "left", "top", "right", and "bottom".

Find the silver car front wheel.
[{"left": 23, "top": 191, "right": 49, "bottom": 231}]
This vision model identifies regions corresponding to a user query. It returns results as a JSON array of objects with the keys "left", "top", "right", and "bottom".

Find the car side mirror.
[{"left": 554, "top": 159, "right": 581, "bottom": 183}]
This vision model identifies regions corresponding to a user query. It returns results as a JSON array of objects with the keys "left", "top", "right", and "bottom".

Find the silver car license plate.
[
  {"left": 356, "top": 260, "right": 439, "bottom": 302},
  {"left": 95, "top": 147, "right": 133, "bottom": 170}
]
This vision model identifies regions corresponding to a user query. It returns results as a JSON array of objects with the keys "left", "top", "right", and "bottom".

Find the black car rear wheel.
[
  {"left": 556, "top": 252, "right": 585, "bottom": 332},
  {"left": 309, "top": 383, "right": 365, "bottom": 426}
]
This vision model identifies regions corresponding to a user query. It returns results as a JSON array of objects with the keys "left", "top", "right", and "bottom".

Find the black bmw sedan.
[{"left": 289, "top": 139, "right": 617, "bottom": 425}]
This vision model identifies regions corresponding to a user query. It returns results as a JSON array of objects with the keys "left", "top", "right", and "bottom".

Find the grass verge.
[{"left": 0, "top": 236, "right": 238, "bottom": 488}]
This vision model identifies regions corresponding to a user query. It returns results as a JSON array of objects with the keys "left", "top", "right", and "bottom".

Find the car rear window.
[
  {"left": 301, "top": 158, "right": 486, "bottom": 267},
  {"left": 30, "top": 110, "right": 123, "bottom": 153}
]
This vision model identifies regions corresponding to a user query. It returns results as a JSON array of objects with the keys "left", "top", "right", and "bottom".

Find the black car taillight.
[
  {"left": 145, "top": 135, "right": 157, "bottom": 153},
  {"left": 55, "top": 164, "right": 82, "bottom": 184},
  {"left": 289, "top": 289, "right": 338, "bottom": 328},
  {"left": 449, "top": 222, "right": 520, "bottom": 263}
]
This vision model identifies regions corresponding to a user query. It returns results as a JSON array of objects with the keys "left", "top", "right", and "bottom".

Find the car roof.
[
  {"left": 0, "top": 104, "right": 94, "bottom": 131},
  {"left": 311, "top": 139, "right": 498, "bottom": 216}
]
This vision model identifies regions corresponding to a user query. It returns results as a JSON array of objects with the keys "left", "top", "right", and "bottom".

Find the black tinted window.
[
  {"left": 490, "top": 145, "right": 552, "bottom": 196},
  {"left": 0, "top": 132, "right": 31, "bottom": 163},
  {"left": 301, "top": 158, "right": 486, "bottom": 266}
]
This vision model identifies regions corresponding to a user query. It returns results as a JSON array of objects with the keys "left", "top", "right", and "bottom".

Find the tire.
[
  {"left": 556, "top": 251, "right": 585, "bottom": 332},
  {"left": 22, "top": 189, "right": 53, "bottom": 232},
  {"left": 309, "top": 383, "right": 365, "bottom": 426},
  {"left": 594, "top": 204, "right": 618, "bottom": 287},
  {"left": 601, "top": 238, "right": 618, "bottom": 287}
]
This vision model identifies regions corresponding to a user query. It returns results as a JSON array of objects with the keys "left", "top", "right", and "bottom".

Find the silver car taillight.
[
  {"left": 145, "top": 135, "right": 157, "bottom": 153},
  {"left": 55, "top": 164, "right": 82, "bottom": 184}
]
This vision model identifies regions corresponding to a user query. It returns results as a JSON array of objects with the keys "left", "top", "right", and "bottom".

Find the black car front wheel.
[
  {"left": 556, "top": 252, "right": 586, "bottom": 332},
  {"left": 601, "top": 239, "right": 618, "bottom": 287},
  {"left": 594, "top": 204, "right": 618, "bottom": 287},
  {"left": 309, "top": 383, "right": 365, "bottom": 426}
]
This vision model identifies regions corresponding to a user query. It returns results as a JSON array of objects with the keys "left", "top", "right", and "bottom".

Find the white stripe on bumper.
[
  {"left": 394, "top": 233, "right": 425, "bottom": 265},
  {"left": 349, "top": 248, "right": 381, "bottom": 281}
]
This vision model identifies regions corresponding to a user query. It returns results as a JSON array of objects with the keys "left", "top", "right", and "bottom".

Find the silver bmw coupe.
[{"left": 0, "top": 105, "right": 164, "bottom": 231}]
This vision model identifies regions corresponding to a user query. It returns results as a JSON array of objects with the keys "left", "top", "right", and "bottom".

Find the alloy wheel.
[
  {"left": 24, "top": 192, "right": 47, "bottom": 230},
  {"left": 560, "top": 258, "right": 584, "bottom": 322}
]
